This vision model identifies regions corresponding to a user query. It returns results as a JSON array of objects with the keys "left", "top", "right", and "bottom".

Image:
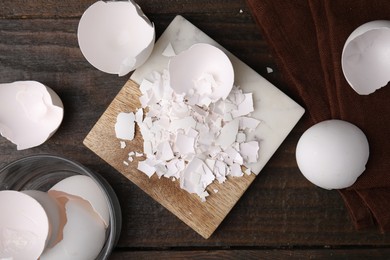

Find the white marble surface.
[{"left": 131, "top": 15, "right": 305, "bottom": 174}]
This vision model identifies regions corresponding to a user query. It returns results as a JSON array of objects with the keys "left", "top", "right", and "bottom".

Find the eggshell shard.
[
  {"left": 39, "top": 196, "right": 106, "bottom": 260},
  {"left": 296, "top": 119, "right": 369, "bottom": 190},
  {"left": 0, "top": 190, "right": 49, "bottom": 260},
  {"left": 0, "top": 81, "right": 64, "bottom": 150},
  {"left": 22, "top": 190, "right": 63, "bottom": 249},
  {"left": 49, "top": 175, "right": 110, "bottom": 227},
  {"left": 77, "top": 0, "right": 155, "bottom": 76},
  {"left": 341, "top": 20, "right": 390, "bottom": 95},
  {"left": 168, "top": 43, "right": 234, "bottom": 104}
]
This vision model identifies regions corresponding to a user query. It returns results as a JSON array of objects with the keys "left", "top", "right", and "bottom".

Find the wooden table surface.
[{"left": 1, "top": 1, "right": 389, "bottom": 259}]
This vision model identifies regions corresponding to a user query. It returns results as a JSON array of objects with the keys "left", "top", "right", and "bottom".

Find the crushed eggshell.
[
  {"left": 78, "top": 0, "right": 155, "bottom": 76},
  {"left": 0, "top": 81, "right": 63, "bottom": 150},
  {"left": 116, "top": 44, "right": 261, "bottom": 201}
]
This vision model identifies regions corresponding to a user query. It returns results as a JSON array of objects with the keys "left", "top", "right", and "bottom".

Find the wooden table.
[{"left": 1, "top": 1, "right": 389, "bottom": 258}]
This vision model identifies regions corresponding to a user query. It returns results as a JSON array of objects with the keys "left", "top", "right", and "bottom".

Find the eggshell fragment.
[
  {"left": 22, "top": 190, "right": 62, "bottom": 249},
  {"left": 296, "top": 119, "right": 369, "bottom": 190},
  {"left": 0, "top": 190, "right": 49, "bottom": 260},
  {"left": 77, "top": 0, "right": 155, "bottom": 76},
  {"left": 0, "top": 81, "right": 64, "bottom": 150},
  {"left": 49, "top": 175, "right": 110, "bottom": 227},
  {"left": 341, "top": 20, "right": 390, "bottom": 95},
  {"left": 115, "top": 112, "right": 135, "bottom": 141},
  {"left": 168, "top": 43, "right": 234, "bottom": 104},
  {"left": 39, "top": 196, "right": 106, "bottom": 260}
]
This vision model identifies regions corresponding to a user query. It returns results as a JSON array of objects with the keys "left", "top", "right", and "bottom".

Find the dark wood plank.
[
  {"left": 109, "top": 248, "right": 390, "bottom": 259},
  {"left": 0, "top": 0, "right": 389, "bottom": 255}
]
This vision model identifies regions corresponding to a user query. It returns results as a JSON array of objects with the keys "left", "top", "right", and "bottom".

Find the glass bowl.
[{"left": 0, "top": 154, "right": 122, "bottom": 260}]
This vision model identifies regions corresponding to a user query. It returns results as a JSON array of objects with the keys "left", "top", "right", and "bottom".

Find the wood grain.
[
  {"left": 1, "top": 0, "right": 390, "bottom": 258},
  {"left": 83, "top": 79, "right": 257, "bottom": 239}
]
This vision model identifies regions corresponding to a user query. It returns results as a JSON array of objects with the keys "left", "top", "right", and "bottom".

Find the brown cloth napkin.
[{"left": 246, "top": 0, "right": 390, "bottom": 232}]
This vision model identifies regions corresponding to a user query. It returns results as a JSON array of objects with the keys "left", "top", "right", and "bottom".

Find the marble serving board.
[{"left": 84, "top": 15, "right": 304, "bottom": 239}]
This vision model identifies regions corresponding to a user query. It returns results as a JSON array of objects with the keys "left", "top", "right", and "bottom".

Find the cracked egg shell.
[
  {"left": 49, "top": 175, "right": 110, "bottom": 228},
  {"left": 77, "top": 0, "right": 155, "bottom": 76},
  {"left": 341, "top": 20, "right": 390, "bottom": 95},
  {"left": 0, "top": 81, "right": 64, "bottom": 150},
  {"left": 168, "top": 43, "right": 234, "bottom": 103}
]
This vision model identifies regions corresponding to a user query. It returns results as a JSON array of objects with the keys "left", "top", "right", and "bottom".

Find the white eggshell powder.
[{"left": 296, "top": 119, "right": 369, "bottom": 190}]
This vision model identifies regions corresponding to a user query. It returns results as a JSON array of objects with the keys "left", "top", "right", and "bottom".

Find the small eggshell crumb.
[
  {"left": 296, "top": 119, "right": 369, "bottom": 190},
  {"left": 0, "top": 81, "right": 63, "bottom": 150}
]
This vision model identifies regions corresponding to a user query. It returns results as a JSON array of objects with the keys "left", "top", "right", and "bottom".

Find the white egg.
[
  {"left": 22, "top": 190, "right": 62, "bottom": 249},
  {"left": 78, "top": 0, "right": 155, "bottom": 76},
  {"left": 0, "top": 190, "right": 49, "bottom": 260},
  {"left": 168, "top": 43, "right": 234, "bottom": 105},
  {"left": 0, "top": 81, "right": 63, "bottom": 150},
  {"left": 296, "top": 119, "right": 369, "bottom": 190},
  {"left": 39, "top": 195, "right": 106, "bottom": 260},
  {"left": 49, "top": 175, "right": 110, "bottom": 227},
  {"left": 341, "top": 20, "right": 390, "bottom": 95}
]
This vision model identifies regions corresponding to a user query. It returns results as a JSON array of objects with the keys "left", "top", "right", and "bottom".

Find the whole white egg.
[{"left": 296, "top": 119, "right": 369, "bottom": 190}]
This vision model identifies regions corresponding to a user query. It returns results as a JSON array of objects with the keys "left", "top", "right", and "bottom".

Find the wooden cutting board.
[
  {"left": 84, "top": 16, "right": 304, "bottom": 239},
  {"left": 83, "top": 79, "right": 256, "bottom": 239}
]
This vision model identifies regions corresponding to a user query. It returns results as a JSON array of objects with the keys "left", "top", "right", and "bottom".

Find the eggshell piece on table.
[
  {"left": 49, "top": 175, "right": 110, "bottom": 227},
  {"left": 77, "top": 0, "right": 155, "bottom": 76},
  {"left": 0, "top": 81, "right": 64, "bottom": 150},
  {"left": 296, "top": 119, "right": 369, "bottom": 190},
  {"left": 39, "top": 195, "right": 106, "bottom": 260},
  {"left": 22, "top": 190, "right": 63, "bottom": 249},
  {"left": 0, "top": 190, "right": 49, "bottom": 260},
  {"left": 341, "top": 20, "right": 390, "bottom": 95},
  {"left": 168, "top": 43, "right": 234, "bottom": 105}
]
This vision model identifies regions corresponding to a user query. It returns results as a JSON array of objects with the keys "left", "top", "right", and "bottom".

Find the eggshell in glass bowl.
[
  {"left": 0, "top": 190, "right": 49, "bottom": 260},
  {"left": 49, "top": 175, "right": 110, "bottom": 227}
]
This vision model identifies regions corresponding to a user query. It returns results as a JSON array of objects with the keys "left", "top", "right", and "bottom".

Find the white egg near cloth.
[
  {"left": 341, "top": 20, "right": 390, "bottom": 95},
  {"left": 296, "top": 119, "right": 369, "bottom": 190},
  {"left": 0, "top": 80, "right": 64, "bottom": 150},
  {"left": 77, "top": 0, "right": 155, "bottom": 76}
]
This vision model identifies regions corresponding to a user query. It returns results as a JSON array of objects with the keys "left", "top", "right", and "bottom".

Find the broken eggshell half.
[
  {"left": 77, "top": 0, "right": 155, "bottom": 76},
  {"left": 341, "top": 20, "right": 390, "bottom": 95},
  {"left": 0, "top": 81, "right": 64, "bottom": 150},
  {"left": 168, "top": 43, "right": 234, "bottom": 105}
]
